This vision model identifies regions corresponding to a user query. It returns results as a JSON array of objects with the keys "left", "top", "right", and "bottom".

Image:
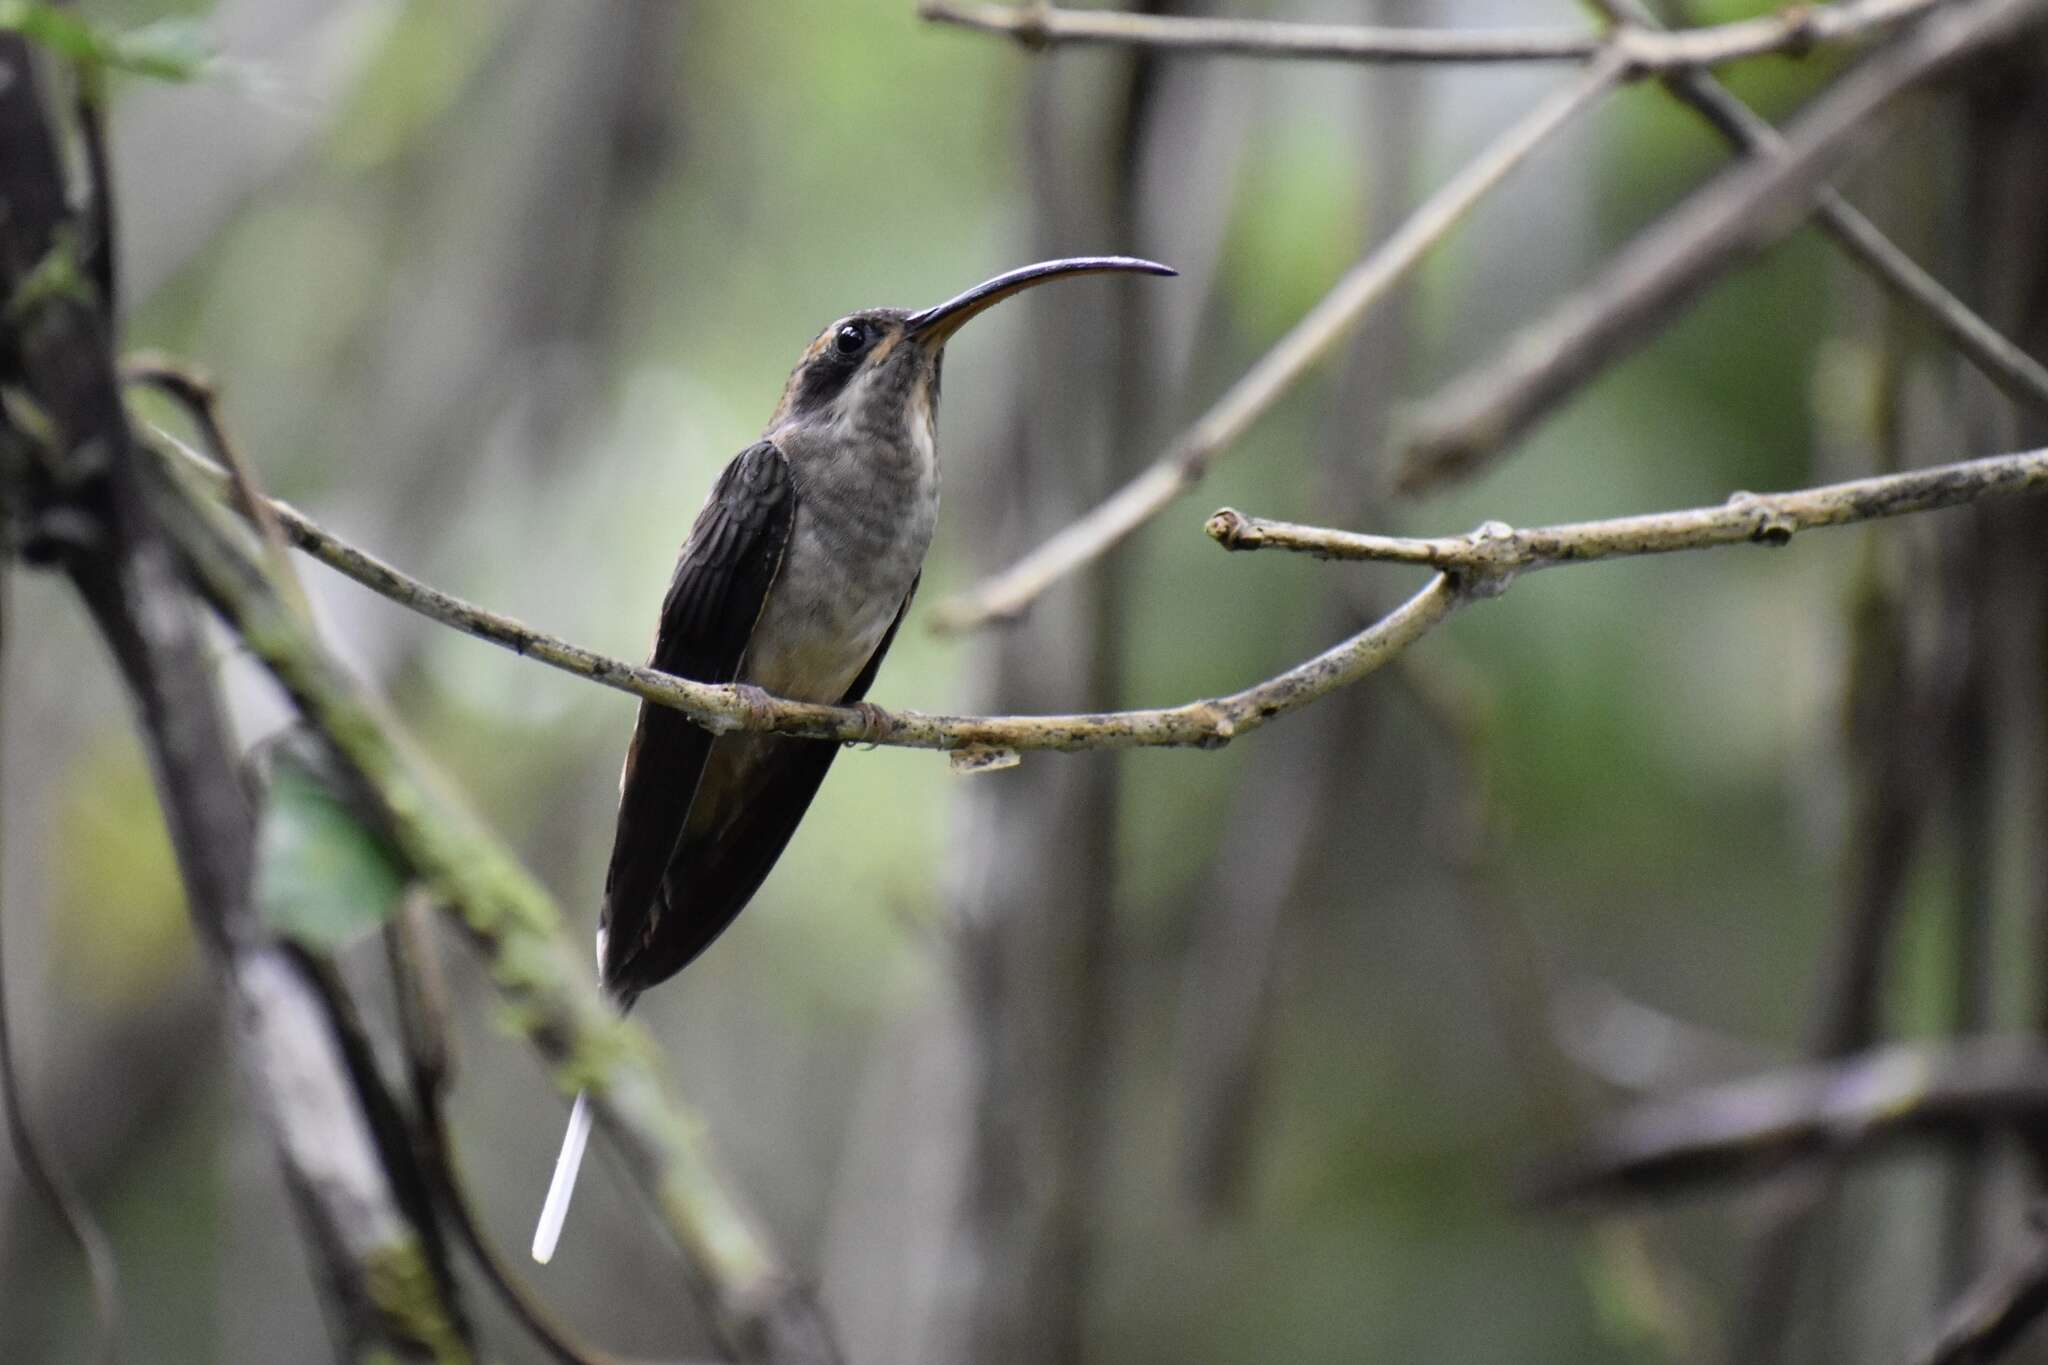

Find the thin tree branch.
[
  {"left": 1543, "top": 1036, "right": 2048, "bottom": 1204},
  {"left": 919, "top": 0, "right": 1939, "bottom": 71},
  {"left": 151, "top": 429, "right": 1460, "bottom": 753},
  {"left": 1902, "top": 1212, "right": 2048, "bottom": 1365},
  {"left": 1207, "top": 445, "right": 2048, "bottom": 574},
  {"left": 925, "top": 51, "right": 1629, "bottom": 633},
  {"left": 137, "top": 441, "right": 843, "bottom": 1365},
  {"left": 123, "top": 355, "right": 310, "bottom": 621},
  {"left": 159, "top": 430, "right": 2048, "bottom": 755},
  {"left": 1394, "top": 0, "right": 2048, "bottom": 493},
  {"left": 1602, "top": 0, "right": 2048, "bottom": 415}
]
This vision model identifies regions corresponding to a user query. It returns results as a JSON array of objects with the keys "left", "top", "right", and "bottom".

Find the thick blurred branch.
[
  {"left": 0, "top": 32, "right": 471, "bottom": 1362},
  {"left": 1544, "top": 1036, "right": 2048, "bottom": 1203},
  {"left": 1208, "top": 445, "right": 2048, "bottom": 571},
  {"left": 1395, "top": 0, "right": 2048, "bottom": 493},
  {"left": 137, "top": 439, "right": 841, "bottom": 1365},
  {"left": 1902, "top": 1213, "right": 2048, "bottom": 1365},
  {"left": 920, "top": 0, "right": 1937, "bottom": 71},
  {"left": 925, "top": 51, "right": 1627, "bottom": 632}
]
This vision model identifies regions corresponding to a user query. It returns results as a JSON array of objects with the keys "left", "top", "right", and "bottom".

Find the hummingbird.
[{"left": 531, "top": 256, "right": 1175, "bottom": 1262}]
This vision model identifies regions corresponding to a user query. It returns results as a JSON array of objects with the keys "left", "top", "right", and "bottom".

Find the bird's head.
[{"left": 766, "top": 256, "right": 1175, "bottom": 447}]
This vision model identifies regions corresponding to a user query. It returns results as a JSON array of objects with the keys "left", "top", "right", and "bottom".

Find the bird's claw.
[
  {"left": 734, "top": 683, "right": 776, "bottom": 729},
  {"left": 849, "top": 700, "right": 891, "bottom": 747}
]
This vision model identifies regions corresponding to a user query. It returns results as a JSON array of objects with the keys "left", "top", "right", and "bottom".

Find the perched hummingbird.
[{"left": 532, "top": 256, "right": 1174, "bottom": 1262}]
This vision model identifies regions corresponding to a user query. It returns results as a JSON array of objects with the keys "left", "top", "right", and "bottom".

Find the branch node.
[
  {"left": 1779, "top": 6, "right": 1822, "bottom": 60},
  {"left": 1457, "top": 520, "right": 1523, "bottom": 598},
  {"left": 1016, "top": 1, "right": 1053, "bottom": 50},
  {"left": 948, "top": 744, "right": 1021, "bottom": 775},
  {"left": 1206, "top": 507, "right": 1255, "bottom": 550},
  {"left": 1187, "top": 702, "right": 1238, "bottom": 748},
  {"left": 730, "top": 683, "right": 774, "bottom": 735},
  {"left": 1727, "top": 490, "right": 1797, "bottom": 546}
]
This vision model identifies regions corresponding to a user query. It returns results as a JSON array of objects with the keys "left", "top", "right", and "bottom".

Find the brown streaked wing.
[
  {"left": 607, "top": 577, "right": 920, "bottom": 998},
  {"left": 599, "top": 440, "right": 794, "bottom": 999}
]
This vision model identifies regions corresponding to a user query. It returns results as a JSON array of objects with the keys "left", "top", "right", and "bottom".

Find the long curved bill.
[{"left": 906, "top": 256, "right": 1176, "bottom": 345}]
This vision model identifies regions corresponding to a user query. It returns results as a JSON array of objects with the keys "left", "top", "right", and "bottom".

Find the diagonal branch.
[
  {"left": 1394, "top": 0, "right": 2048, "bottom": 494},
  {"left": 0, "top": 30, "right": 472, "bottom": 1362},
  {"left": 924, "top": 51, "right": 1628, "bottom": 632},
  {"left": 1901, "top": 1213, "right": 2048, "bottom": 1365},
  {"left": 1602, "top": 0, "right": 2048, "bottom": 414},
  {"left": 158, "top": 431, "right": 2048, "bottom": 755},
  {"left": 1541, "top": 1035, "right": 2048, "bottom": 1204},
  {"left": 919, "top": 0, "right": 1939, "bottom": 71},
  {"left": 153, "top": 428, "right": 1459, "bottom": 753},
  {"left": 1207, "top": 446, "right": 2048, "bottom": 574},
  {"left": 137, "top": 441, "right": 843, "bottom": 1365}
]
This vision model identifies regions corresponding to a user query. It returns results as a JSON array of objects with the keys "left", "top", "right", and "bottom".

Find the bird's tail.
[
  {"left": 531, "top": 926, "right": 609, "bottom": 1265},
  {"left": 531, "top": 1091, "right": 592, "bottom": 1264}
]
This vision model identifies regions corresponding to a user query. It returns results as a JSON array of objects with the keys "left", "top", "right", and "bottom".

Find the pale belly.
[
  {"left": 738, "top": 526, "right": 917, "bottom": 702},
  {"left": 680, "top": 503, "right": 925, "bottom": 842}
]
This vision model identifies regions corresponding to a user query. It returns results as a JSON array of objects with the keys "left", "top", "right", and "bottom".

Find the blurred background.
[{"left": 6, "top": 1, "right": 2047, "bottom": 1362}]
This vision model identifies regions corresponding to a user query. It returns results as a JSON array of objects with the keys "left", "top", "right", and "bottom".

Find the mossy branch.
[{"left": 136, "top": 439, "right": 840, "bottom": 1365}]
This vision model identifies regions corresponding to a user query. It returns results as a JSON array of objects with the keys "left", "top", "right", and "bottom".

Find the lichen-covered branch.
[
  {"left": 154, "top": 430, "right": 1460, "bottom": 753},
  {"left": 919, "top": 0, "right": 1937, "bottom": 71},
  {"left": 1394, "top": 0, "right": 2048, "bottom": 493},
  {"left": 0, "top": 30, "right": 472, "bottom": 1363},
  {"left": 1207, "top": 446, "right": 2048, "bottom": 576},
  {"left": 161, "top": 430, "right": 2048, "bottom": 759},
  {"left": 137, "top": 440, "right": 842, "bottom": 1365}
]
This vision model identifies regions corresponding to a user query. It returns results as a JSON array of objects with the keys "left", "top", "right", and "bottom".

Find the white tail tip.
[{"left": 531, "top": 1092, "right": 592, "bottom": 1264}]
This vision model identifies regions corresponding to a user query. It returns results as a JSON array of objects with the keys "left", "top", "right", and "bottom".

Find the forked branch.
[
  {"left": 157, "top": 430, "right": 2048, "bottom": 758},
  {"left": 927, "top": 0, "right": 2048, "bottom": 626},
  {"left": 1395, "top": 0, "right": 2048, "bottom": 493},
  {"left": 1208, "top": 447, "right": 2048, "bottom": 576}
]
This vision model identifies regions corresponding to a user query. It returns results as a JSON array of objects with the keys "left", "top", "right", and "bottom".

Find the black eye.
[{"left": 834, "top": 322, "right": 868, "bottom": 356}]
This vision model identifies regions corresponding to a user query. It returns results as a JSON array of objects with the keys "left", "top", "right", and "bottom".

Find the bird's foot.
[
  {"left": 734, "top": 683, "right": 777, "bottom": 730},
  {"left": 848, "top": 700, "right": 893, "bottom": 747}
]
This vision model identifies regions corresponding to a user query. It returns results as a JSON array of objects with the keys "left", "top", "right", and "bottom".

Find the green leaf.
[
  {"left": 0, "top": 3, "right": 214, "bottom": 82},
  {"left": 254, "top": 741, "right": 407, "bottom": 952}
]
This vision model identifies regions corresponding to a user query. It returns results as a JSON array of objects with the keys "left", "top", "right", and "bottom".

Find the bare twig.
[
  {"left": 124, "top": 355, "right": 310, "bottom": 621},
  {"left": 1208, "top": 445, "right": 2048, "bottom": 574},
  {"left": 1395, "top": 0, "right": 2048, "bottom": 493},
  {"left": 1544, "top": 1036, "right": 2048, "bottom": 1203},
  {"left": 1902, "top": 1211, "right": 2048, "bottom": 1365},
  {"left": 161, "top": 430, "right": 2048, "bottom": 755},
  {"left": 1601, "top": 0, "right": 2048, "bottom": 414},
  {"left": 925, "top": 51, "right": 1629, "bottom": 632},
  {"left": 153, "top": 429, "right": 1458, "bottom": 752},
  {"left": 919, "top": 0, "right": 1939, "bottom": 71}
]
